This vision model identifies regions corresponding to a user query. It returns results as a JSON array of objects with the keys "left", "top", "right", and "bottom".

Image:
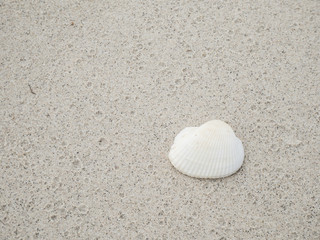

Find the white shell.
[{"left": 169, "top": 120, "right": 244, "bottom": 178}]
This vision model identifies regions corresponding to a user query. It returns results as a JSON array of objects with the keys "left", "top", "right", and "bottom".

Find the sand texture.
[{"left": 1, "top": 0, "right": 319, "bottom": 239}]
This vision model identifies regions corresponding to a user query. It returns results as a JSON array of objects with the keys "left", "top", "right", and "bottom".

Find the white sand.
[{"left": 1, "top": 1, "right": 319, "bottom": 239}]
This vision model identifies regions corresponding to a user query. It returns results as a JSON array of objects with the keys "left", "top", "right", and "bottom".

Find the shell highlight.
[{"left": 169, "top": 120, "right": 244, "bottom": 178}]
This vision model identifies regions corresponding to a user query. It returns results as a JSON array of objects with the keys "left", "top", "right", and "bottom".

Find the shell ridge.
[
  {"left": 177, "top": 141, "right": 195, "bottom": 174},
  {"left": 218, "top": 133, "right": 232, "bottom": 177},
  {"left": 180, "top": 135, "right": 198, "bottom": 176},
  {"left": 225, "top": 137, "right": 238, "bottom": 176},
  {"left": 189, "top": 132, "right": 204, "bottom": 177},
  {"left": 210, "top": 132, "right": 220, "bottom": 177},
  {"left": 172, "top": 140, "right": 193, "bottom": 170},
  {"left": 198, "top": 129, "right": 211, "bottom": 178},
  {"left": 225, "top": 134, "right": 232, "bottom": 176},
  {"left": 199, "top": 127, "right": 214, "bottom": 177},
  {"left": 228, "top": 136, "right": 242, "bottom": 176},
  {"left": 237, "top": 137, "right": 244, "bottom": 169},
  {"left": 207, "top": 128, "right": 219, "bottom": 177},
  {"left": 225, "top": 134, "right": 237, "bottom": 176},
  {"left": 232, "top": 137, "right": 240, "bottom": 173},
  {"left": 196, "top": 131, "right": 209, "bottom": 177},
  {"left": 174, "top": 131, "right": 200, "bottom": 176},
  {"left": 194, "top": 127, "right": 211, "bottom": 177},
  {"left": 170, "top": 128, "right": 197, "bottom": 167},
  {"left": 216, "top": 132, "right": 225, "bottom": 177}
]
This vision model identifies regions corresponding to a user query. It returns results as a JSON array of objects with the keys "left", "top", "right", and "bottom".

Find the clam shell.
[{"left": 169, "top": 120, "right": 244, "bottom": 178}]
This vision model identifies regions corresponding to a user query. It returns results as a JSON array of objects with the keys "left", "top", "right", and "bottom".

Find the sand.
[{"left": 1, "top": 1, "right": 319, "bottom": 239}]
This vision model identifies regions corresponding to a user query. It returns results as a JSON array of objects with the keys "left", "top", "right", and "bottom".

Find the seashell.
[{"left": 169, "top": 120, "right": 244, "bottom": 178}]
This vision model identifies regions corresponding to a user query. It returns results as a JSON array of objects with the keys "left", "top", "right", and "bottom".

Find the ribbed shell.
[{"left": 169, "top": 120, "right": 244, "bottom": 178}]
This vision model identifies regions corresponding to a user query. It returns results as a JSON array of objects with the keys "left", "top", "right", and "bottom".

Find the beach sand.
[{"left": 1, "top": 1, "right": 319, "bottom": 239}]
